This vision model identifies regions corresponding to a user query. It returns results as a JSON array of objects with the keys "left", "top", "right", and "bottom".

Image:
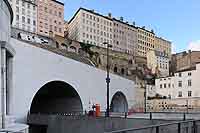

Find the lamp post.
[
  {"left": 144, "top": 80, "right": 147, "bottom": 113},
  {"left": 143, "top": 75, "right": 152, "bottom": 113},
  {"left": 104, "top": 42, "right": 112, "bottom": 117}
]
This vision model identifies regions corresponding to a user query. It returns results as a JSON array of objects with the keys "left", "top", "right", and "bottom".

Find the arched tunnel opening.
[
  {"left": 110, "top": 91, "right": 128, "bottom": 113},
  {"left": 29, "top": 81, "right": 83, "bottom": 133},
  {"left": 30, "top": 81, "right": 83, "bottom": 114}
]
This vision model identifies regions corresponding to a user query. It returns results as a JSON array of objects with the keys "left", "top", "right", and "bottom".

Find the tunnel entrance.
[
  {"left": 30, "top": 81, "right": 83, "bottom": 114},
  {"left": 29, "top": 81, "right": 83, "bottom": 133},
  {"left": 110, "top": 92, "right": 128, "bottom": 113}
]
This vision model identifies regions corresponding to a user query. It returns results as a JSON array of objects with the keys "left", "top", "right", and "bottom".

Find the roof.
[
  {"left": 155, "top": 36, "right": 171, "bottom": 44},
  {"left": 3, "top": 0, "right": 13, "bottom": 24},
  {"left": 68, "top": 7, "right": 154, "bottom": 34},
  {"left": 68, "top": 7, "right": 112, "bottom": 24},
  {"left": 137, "top": 26, "right": 155, "bottom": 35},
  {"left": 175, "top": 67, "right": 196, "bottom": 73},
  {"left": 112, "top": 18, "right": 137, "bottom": 29},
  {"left": 51, "top": 0, "right": 64, "bottom": 5}
]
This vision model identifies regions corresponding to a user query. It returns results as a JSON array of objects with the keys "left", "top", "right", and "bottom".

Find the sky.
[{"left": 59, "top": 0, "right": 200, "bottom": 53}]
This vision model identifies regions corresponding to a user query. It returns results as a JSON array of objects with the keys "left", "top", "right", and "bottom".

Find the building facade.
[
  {"left": 155, "top": 64, "right": 200, "bottom": 99},
  {"left": 68, "top": 8, "right": 139, "bottom": 55},
  {"left": 137, "top": 27, "right": 155, "bottom": 57},
  {"left": 155, "top": 36, "right": 171, "bottom": 58},
  {"left": 8, "top": 0, "right": 37, "bottom": 33},
  {"left": 147, "top": 50, "right": 169, "bottom": 77},
  {"left": 68, "top": 8, "right": 171, "bottom": 57},
  {"left": 112, "top": 18, "right": 137, "bottom": 55},
  {"left": 170, "top": 50, "right": 200, "bottom": 75},
  {"left": 37, "top": 0, "right": 64, "bottom": 37},
  {"left": 68, "top": 8, "right": 114, "bottom": 50}
]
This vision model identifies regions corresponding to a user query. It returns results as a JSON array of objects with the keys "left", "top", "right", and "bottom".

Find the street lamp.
[
  {"left": 103, "top": 42, "right": 112, "bottom": 117},
  {"left": 143, "top": 75, "right": 152, "bottom": 113}
]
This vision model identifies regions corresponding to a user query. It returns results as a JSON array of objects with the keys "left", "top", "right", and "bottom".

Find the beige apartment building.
[
  {"left": 37, "top": 0, "right": 64, "bottom": 37},
  {"left": 155, "top": 36, "right": 171, "bottom": 57},
  {"left": 137, "top": 27, "right": 155, "bottom": 57},
  {"left": 68, "top": 8, "right": 114, "bottom": 50},
  {"left": 147, "top": 50, "right": 169, "bottom": 77},
  {"left": 113, "top": 18, "right": 137, "bottom": 55},
  {"left": 68, "top": 7, "right": 171, "bottom": 57},
  {"left": 68, "top": 8, "right": 138, "bottom": 55}
]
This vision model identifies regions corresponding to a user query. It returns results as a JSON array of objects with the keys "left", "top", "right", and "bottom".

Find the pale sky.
[{"left": 59, "top": 0, "right": 200, "bottom": 53}]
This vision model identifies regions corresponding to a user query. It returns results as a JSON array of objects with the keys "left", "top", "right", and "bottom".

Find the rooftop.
[
  {"left": 68, "top": 7, "right": 155, "bottom": 34},
  {"left": 51, "top": 0, "right": 64, "bottom": 5}
]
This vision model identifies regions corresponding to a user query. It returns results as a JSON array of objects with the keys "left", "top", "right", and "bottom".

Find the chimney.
[
  {"left": 108, "top": 13, "right": 112, "bottom": 18},
  {"left": 132, "top": 21, "right": 135, "bottom": 26},
  {"left": 126, "top": 21, "right": 129, "bottom": 24},
  {"left": 142, "top": 26, "right": 145, "bottom": 29},
  {"left": 151, "top": 29, "right": 154, "bottom": 33},
  {"left": 91, "top": 9, "right": 94, "bottom": 12},
  {"left": 120, "top": 17, "right": 123, "bottom": 22}
]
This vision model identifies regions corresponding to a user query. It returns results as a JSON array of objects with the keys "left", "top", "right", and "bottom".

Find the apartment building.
[
  {"left": 37, "top": 0, "right": 64, "bottom": 37},
  {"left": 155, "top": 36, "right": 171, "bottom": 57},
  {"left": 68, "top": 7, "right": 171, "bottom": 57},
  {"left": 112, "top": 18, "right": 137, "bottom": 55},
  {"left": 137, "top": 27, "right": 155, "bottom": 57},
  {"left": 8, "top": 0, "right": 37, "bottom": 33},
  {"left": 147, "top": 50, "right": 169, "bottom": 77},
  {"left": 155, "top": 63, "right": 200, "bottom": 99},
  {"left": 68, "top": 8, "right": 138, "bottom": 55},
  {"left": 68, "top": 8, "right": 114, "bottom": 50}
]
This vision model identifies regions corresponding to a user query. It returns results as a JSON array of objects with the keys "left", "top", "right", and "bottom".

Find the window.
[
  {"left": 164, "top": 84, "right": 166, "bottom": 88},
  {"left": 178, "top": 91, "right": 182, "bottom": 97},
  {"left": 22, "top": 1, "right": 25, "bottom": 7},
  {"left": 59, "top": 12, "right": 62, "bottom": 17},
  {"left": 16, "top": 0, "right": 19, "bottom": 4},
  {"left": 22, "top": 8, "right": 25, "bottom": 15},
  {"left": 27, "top": 18, "right": 30, "bottom": 24},
  {"left": 160, "top": 84, "right": 162, "bottom": 89},
  {"left": 27, "top": 3, "right": 30, "bottom": 9},
  {"left": 16, "top": 15, "right": 19, "bottom": 21},
  {"left": 16, "top": 7, "right": 19, "bottom": 12},
  {"left": 188, "top": 80, "right": 192, "bottom": 86},
  {"left": 168, "top": 83, "right": 171, "bottom": 88},
  {"left": 54, "top": 26, "right": 57, "bottom": 32},
  {"left": 178, "top": 81, "right": 182, "bottom": 87},
  {"left": 59, "top": 28, "right": 62, "bottom": 33},
  {"left": 22, "top": 16, "right": 25, "bottom": 23},
  {"left": 22, "top": 24, "right": 25, "bottom": 30},
  {"left": 179, "top": 73, "right": 182, "bottom": 77},
  {"left": 188, "top": 91, "right": 192, "bottom": 97},
  {"left": 45, "top": 7, "right": 48, "bottom": 12},
  {"left": 33, "top": 6, "right": 35, "bottom": 10},
  {"left": 188, "top": 72, "right": 192, "bottom": 76},
  {"left": 33, "top": 20, "right": 36, "bottom": 26}
]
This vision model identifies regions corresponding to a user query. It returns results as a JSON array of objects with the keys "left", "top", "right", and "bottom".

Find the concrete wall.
[
  {"left": 9, "top": 38, "right": 136, "bottom": 123},
  {"left": 47, "top": 117, "right": 174, "bottom": 133},
  {"left": 0, "top": 0, "right": 12, "bottom": 42},
  {"left": 28, "top": 114, "right": 175, "bottom": 133}
]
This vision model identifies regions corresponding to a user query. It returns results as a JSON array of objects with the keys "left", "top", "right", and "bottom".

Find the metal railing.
[{"left": 105, "top": 119, "right": 200, "bottom": 133}]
